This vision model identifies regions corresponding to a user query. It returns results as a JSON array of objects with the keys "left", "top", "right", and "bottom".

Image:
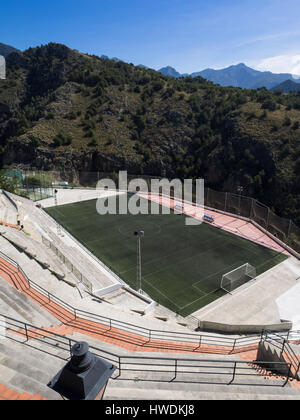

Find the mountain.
[
  {"left": 158, "top": 63, "right": 299, "bottom": 90},
  {"left": 196, "top": 63, "right": 298, "bottom": 90},
  {"left": 158, "top": 66, "right": 182, "bottom": 78},
  {"left": 272, "top": 79, "right": 300, "bottom": 93},
  {"left": 1, "top": 43, "right": 300, "bottom": 232},
  {"left": 0, "top": 43, "right": 19, "bottom": 57}
]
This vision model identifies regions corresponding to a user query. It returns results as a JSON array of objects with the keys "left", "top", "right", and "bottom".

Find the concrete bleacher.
[
  {"left": 0, "top": 226, "right": 67, "bottom": 279},
  {"left": 0, "top": 280, "right": 60, "bottom": 328},
  {"left": 0, "top": 332, "right": 64, "bottom": 400},
  {"left": 0, "top": 221, "right": 299, "bottom": 399},
  {"left": 0, "top": 189, "right": 299, "bottom": 400},
  {"left": 16, "top": 198, "right": 119, "bottom": 293},
  {"left": 46, "top": 230, "right": 114, "bottom": 291},
  {"left": 7, "top": 189, "right": 300, "bottom": 330},
  {"left": 0, "top": 192, "right": 18, "bottom": 226},
  {"left": 8, "top": 198, "right": 175, "bottom": 320},
  {"left": 0, "top": 326, "right": 299, "bottom": 400},
  {"left": 0, "top": 235, "right": 175, "bottom": 330}
]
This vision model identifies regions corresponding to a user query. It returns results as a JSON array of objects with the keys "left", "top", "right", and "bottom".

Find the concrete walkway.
[{"left": 192, "top": 257, "right": 300, "bottom": 328}]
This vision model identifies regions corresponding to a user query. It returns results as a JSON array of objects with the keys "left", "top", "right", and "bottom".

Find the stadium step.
[
  {"left": 0, "top": 384, "right": 47, "bottom": 401},
  {"left": 0, "top": 192, "right": 18, "bottom": 227},
  {"left": 104, "top": 375, "right": 300, "bottom": 400},
  {"left": 1, "top": 321, "right": 300, "bottom": 401},
  {"left": 11, "top": 325, "right": 77, "bottom": 340},
  {"left": 0, "top": 281, "right": 59, "bottom": 327},
  {"left": 257, "top": 341, "right": 300, "bottom": 380},
  {"left": 0, "top": 248, "right": 297, "bottom": 386},
  {"left": 0, "top": 255, "right": 262, "bottom": 356},
  {"left": 104, "top": 386, "right": 300, "bottom": 400},
  {"left": 0, "top": 333, "right": 66, "bottom": 400}
]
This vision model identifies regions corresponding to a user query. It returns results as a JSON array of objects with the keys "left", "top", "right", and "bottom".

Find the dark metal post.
[
  {"left": 119, "top": 356, "right": 122, "bottom": 378},
  {"left": 195, "top": 335, "right": 202, "bottom": 351},
  {"left": 296, "top": 361, "right": 300, "bottom": 378},
  {"left": 48, "top": 342, "right": 116, "bottom": 400},
  {"left": 230, "top": 362, "right": 237, "bottom": 384},
  {"left": 172, "top": 359, "right": 178, "bottom": 382},
  {"left": 281, "top": 339, "right": 286, "bottom": 356},
  {"left": 231, "top": 339, "right": 237, "bottom": 353},
  {"left": 25, "top": 324, "right": 29, "bottom": 341},
  {"left": 284, "top": 363, "right": 292, "bottom": 387}
]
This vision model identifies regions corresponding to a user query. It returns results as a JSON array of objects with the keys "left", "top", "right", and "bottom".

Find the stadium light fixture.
[{"left": 134, "top": 231, "right": 144, "bottom": 293}]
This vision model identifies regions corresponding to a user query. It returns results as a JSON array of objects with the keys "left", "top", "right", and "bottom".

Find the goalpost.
[{"left": 221, "top": 263, "right": 257, "bottom": 294}]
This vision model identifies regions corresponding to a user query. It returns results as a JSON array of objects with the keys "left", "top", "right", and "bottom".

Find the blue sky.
[{"left": 1, "top": 0, "right": 300, "bottom": 74}]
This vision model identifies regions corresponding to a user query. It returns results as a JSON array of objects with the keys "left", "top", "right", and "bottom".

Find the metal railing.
[
  {"left": 263, "top": 330, "right": 300, "bottom": 379},
  {"left": 41, "top": 235, "right": 93, "bottom": 294},
  {"left": 0, "top": 249, "right": 264, "bottom": 354},
  {"left": 0, "top": 315, "right": 292, "bottom": 388}
]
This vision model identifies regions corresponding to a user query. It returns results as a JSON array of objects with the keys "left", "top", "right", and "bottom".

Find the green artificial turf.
[{"left": 46, "top": 195, "right": 287, "bottom": 317}]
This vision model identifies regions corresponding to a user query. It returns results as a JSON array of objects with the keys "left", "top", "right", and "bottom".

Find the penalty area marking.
[{"left": 191, "top": 260, "right": 245, "bottom": 294}]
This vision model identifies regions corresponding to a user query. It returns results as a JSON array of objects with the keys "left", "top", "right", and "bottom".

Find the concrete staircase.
[
  {"left": 0, "top": 280, "right": 60, "bottom": 328},
  {"left": 1, "top": 251, "right": 244, "bottom": 356},
  {"left": 104, "top": 379, "right": 300, "bottom": 400},
  {"left": 0, "top": 384, "right": 47, "bottom": 400},
  {"left": 0, "top": 332, "right": 65, "bottom": 400},
  {"left": 0, "top": 193, "right": 18, "bottom": 226},
  {"left": 1, "top": 329, "right": 299, "bottom": 400},
  {"left": 257, "top": 340, "right": 300, "bottom": 380},
  {"left": 0, "top": 234, "right": 299, "bottom": 400}
]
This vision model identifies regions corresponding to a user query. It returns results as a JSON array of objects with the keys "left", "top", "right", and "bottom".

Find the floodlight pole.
[
  {"left": 54, "top": 189, "right": 61, "bottom": 236},
  {"left": 135, "top": 231, "right": 144, "bottom": 293},
  {"left": 237, "top": 186, "right": 244, "bottom": 215}
]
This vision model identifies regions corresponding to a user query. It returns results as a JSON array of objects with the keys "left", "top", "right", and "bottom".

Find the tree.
[{"left": 0, "top": 173, "right": 18, "bottom": 193}]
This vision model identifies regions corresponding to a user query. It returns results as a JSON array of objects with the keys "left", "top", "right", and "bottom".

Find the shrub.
[
  {"left": 283, "top": 117, "right": 291, "bottom": 126},
  {"left": 52, "top": 132, "right": 72, "bottom": 147}
]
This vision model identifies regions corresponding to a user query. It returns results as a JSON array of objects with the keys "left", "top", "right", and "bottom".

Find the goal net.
[{"left": 221, "top": 263, "right": 256, "bottom": 294}]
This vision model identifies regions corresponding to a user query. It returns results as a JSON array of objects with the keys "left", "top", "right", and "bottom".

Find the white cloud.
[{"left": 255, "top": 54, "right": 300, "bottom": 77}]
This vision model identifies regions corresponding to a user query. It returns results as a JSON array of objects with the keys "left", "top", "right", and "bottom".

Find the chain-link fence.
[
  {"left": 205, "top": 188, "right": 299, "bottom": 254},
  {"left": 3, "top": 169, "right": 54, "bottom": 202},
  {"left": 10, "top": 169, "right": 299, "bottom": 255},
  {"left": 288, "top": 223, "right": 300, "bottom": 255}
]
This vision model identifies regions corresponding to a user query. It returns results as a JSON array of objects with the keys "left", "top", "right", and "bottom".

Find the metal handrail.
[
  {"left": 0, "top": 314, "right": 292, "bottom": 387},
  {"left": 264, "top": 330, "right": 300, "bottom": 378},
  {"left": 0, "top": 250, "right": 291, "bottom": 353}
]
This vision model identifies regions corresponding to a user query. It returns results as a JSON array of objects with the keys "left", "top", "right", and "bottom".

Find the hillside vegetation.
[{"left": 0, "top": 43, "right": 299, "bottom": 225}]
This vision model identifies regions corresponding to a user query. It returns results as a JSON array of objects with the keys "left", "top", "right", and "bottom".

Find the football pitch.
[{"left": 46, "top": 195, "right": 287, "bottom": 317}]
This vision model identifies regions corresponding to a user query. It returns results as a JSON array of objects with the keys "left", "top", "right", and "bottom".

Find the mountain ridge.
[
  {"left": 271, "top": 79, "right": 300, "bottom": 93},
  {"left": 158, "top": 63, "right": 300, "bottom": 90},
  {"left": 0, "top": 42, "right": 300, "bottom": 231},
  {"left": 0, "top": 43, "right": 19, "bottom": 57}
]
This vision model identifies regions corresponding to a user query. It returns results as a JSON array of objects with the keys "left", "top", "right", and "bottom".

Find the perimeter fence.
[
  {"left": 204, "top": 188, "right": 300, "bottom": 255},
  {"left": 6, "top": 169, "right": 300, "bottom": 254}
]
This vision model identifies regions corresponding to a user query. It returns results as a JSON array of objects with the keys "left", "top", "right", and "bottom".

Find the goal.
[{"left": 221, "top": 263, "right": 257, "bottom": 294}]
